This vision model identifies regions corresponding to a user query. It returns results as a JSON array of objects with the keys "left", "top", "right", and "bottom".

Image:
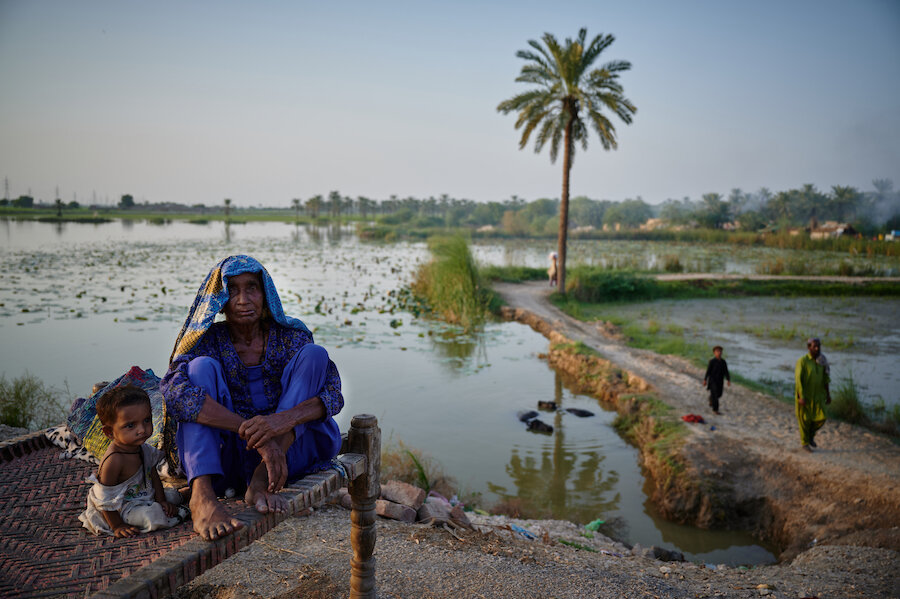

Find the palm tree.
[{"left": 498, "top": 28, "right": 636, "bottom": 293}]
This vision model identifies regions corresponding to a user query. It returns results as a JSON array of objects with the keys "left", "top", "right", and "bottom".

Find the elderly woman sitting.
[{"left": 160, "top": 255, "right": 343, "bottom": 541}]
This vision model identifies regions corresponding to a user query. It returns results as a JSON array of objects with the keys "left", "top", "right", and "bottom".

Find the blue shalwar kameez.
[{"left": 160, "top": 255, "right": 343, "bottom": 491}]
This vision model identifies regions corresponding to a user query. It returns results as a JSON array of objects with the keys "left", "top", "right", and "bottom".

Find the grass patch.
[
  {"left": 551, "top": 340, "right": 600, "bottom": 358},
  {"left": 380, "top": 438, "right": 457, "bottom": 498},
  {"left": 613, "top": 394, "right": 687, "bottom": 477},
  {"left": 0, "top": 373, "right": 67, "bottom": 429},
  {"left": 562, "top": 268, "right": 900, "bottom": 301},
  {"left": 826, "top": 373, "right": 866, "bottom": 424},
  {"left": 558, "top": 539, "right": 598, "bottom": 552},
  {"left": 480, "top": 265, "right": 547, "bottom": 283}
]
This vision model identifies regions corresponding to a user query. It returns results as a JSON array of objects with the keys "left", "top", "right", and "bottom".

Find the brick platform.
[{"left": 0, "top": 430, "right": 362, "bottom": 599}]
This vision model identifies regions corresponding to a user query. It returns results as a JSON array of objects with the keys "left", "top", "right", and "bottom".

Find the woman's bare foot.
[
  {"left": 245, "top": 464, "right": 289, "bottom": 514},
  {"left": 190, "top": 476, "right": 244, "bottom": 541}
]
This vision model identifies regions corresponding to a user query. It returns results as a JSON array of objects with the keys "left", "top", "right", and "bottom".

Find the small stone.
[
  {"left": 757, "top": 589, "right": 771, "bottom": 596},
  {"left": 381, "top": 480, "right": 426, "bottom": 510},
  {"left": 340, "top": 492, "right": 353, "bottom": 510},
  {"left": 650, "top": 546, "right": 685, "bottom": 562},
  {"left": 659, "top": 566, "right": 672, "bottom": 574},
  {"left": 417, "top": 500, "right": 451, "bottom": 525},
  {"left": 450, "top": 505, "right": 471, "bottom": 528},
  {"left": 376, "top": 499, "right": 417, "bottom": 522}
]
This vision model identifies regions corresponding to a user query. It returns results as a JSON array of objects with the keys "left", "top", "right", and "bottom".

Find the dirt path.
[{"left": 492, "top": 281, "right": 900, "bottom": 556}]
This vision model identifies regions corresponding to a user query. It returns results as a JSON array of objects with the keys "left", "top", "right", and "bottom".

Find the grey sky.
[{"left": 1, "top": 0, "right": 898, "bottom": 207}]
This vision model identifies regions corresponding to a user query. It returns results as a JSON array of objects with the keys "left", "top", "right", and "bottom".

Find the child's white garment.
[{"left": 79, "top": 444, "right": 182, "bottom": 536}]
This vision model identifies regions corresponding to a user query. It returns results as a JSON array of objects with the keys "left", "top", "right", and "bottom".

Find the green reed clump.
[
  {"left": 411, "top": 235, "right": 492, "bottom": 331},
  {"left": 826, "top": 373, "right": 866, "bottom": 424},
  {"left": 0, "top": 373, "right": 66, "bottom": 430}
]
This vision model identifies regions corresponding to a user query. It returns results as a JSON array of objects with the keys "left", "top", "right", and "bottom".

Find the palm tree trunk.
[{"left": 557, "top": 103, "right": 575, "bottom": 294}]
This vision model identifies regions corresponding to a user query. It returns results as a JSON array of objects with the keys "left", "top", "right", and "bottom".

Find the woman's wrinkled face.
[{"left": 224, "top": 272, "right": 265, "bottom": 326}]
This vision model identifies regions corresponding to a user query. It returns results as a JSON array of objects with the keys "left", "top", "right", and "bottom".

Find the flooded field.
[
  {"left": 20, "top": 219, "right": 900, "bottom": 563},
  {"left": 596, "top": 297, "right": 899, "bottom": 407},
  {"left": 472, "top": 238, "right": 900, "bottom": 276}
]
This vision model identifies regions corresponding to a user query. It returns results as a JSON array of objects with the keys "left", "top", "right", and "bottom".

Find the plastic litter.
[
  {"left": 509, "top": 524, "right": 536, "bottom": 540},
  {"left": 681, "top": 414, "right": 705, "bottom": 424},
  {"left": 585, "top": 518, "right": 606, "bottom": 531}
]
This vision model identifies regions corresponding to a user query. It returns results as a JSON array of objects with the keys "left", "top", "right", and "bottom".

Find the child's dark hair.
[
  {"left": 96, "top": 385, "right": 151, "bottom": 426},
  {"left": 712, "top": 345, "right": 723, "bottom": 352}
]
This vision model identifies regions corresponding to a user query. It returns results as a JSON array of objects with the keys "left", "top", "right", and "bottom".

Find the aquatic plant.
[
  {"left": 411, "top": 235, "right": 492, "bottom": 331},
  {"left": 0, "top": 373, "right": 66, "bottom": 430}
]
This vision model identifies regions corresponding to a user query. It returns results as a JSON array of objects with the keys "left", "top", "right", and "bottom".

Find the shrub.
[
  {"left": 565, "top": 268, "right": 660, "bottom": 302},
  {"left": 662, "top": 255, "right": 684, "bottom": 272},
  {"left": 0, "top": 373, "right": 66, "bottom": 429}
]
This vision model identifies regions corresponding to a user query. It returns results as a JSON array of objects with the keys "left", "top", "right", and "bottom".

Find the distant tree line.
[{"left": 3, "top": 180, "right": 898, "bottom": 235}]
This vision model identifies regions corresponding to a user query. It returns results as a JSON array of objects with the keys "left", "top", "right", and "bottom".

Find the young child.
[
  {"left": 79, "top": 385, "right": 185, "bottom": 537},
  {"left": 703, "top": 345, "right": 731, "bottom": 415}
]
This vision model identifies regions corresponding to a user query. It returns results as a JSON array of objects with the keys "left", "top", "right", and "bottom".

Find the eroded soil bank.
[{"left": 494, "top": 281, "right": 900, "bottom": 561}]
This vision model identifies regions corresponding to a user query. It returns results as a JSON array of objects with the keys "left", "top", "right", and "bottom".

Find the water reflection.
[
  {"left": 427, "top": 329, "right": 485, "bottom": 372},
  {"left": 489, "top": 371, "right": 620, "bottom": 523}
]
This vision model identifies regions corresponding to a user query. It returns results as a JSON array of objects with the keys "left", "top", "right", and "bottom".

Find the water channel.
[{"left": 2, "top": 218, "right": 848, "bottom": 565}]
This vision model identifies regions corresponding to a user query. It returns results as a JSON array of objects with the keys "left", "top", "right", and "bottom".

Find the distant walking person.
[
  {"left": 548, "top": 252, "right": 558, "bottom": 287},
  {"left": 795, "top": 338, "right": 831, "bottom": 452},
  {"left": 703, "top": 345, "right": 730, "bottom": 415}
]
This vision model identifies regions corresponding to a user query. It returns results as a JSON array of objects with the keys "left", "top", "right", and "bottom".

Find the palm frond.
[
  {"left": 587, "top": 108, "right": 616, "bottom": 150},
  {"left": 498, "top": 27, "right": 636, "bottom": 167}
]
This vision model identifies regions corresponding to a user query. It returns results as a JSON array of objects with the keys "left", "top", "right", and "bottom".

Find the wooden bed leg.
[{"left": 348, "top": 414, "right": 380, "bottom": 599}]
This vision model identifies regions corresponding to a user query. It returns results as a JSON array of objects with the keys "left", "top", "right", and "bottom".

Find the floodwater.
[{"left": 1, "top": 219, "right": 782, "bottom": 564}]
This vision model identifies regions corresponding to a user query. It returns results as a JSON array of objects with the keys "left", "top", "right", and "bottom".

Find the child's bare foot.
[{"left": 190, "top": 477, "right": 243, "bottom": 541}]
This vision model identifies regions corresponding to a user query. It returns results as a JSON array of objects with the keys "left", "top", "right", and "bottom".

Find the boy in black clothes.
[{"left": 703, "top": 345, "right": 730, "bottom": 415}]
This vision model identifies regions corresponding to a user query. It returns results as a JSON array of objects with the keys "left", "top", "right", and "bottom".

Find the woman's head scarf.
[{"left": 169, "top": 255, "right": 310, "bottom": 362}]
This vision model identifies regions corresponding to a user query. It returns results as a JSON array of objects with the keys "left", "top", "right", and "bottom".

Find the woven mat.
[{"left": 0, "top": 431, "right": 352, "bottom": 599}]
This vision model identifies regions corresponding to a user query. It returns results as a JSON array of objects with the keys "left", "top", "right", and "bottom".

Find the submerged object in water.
[
  {"left": 537, "top": 400, "right": 557, "bottom": 411},
  {"left": 517, "top": 410, "right": 539, "bottom": 422},
  {"left": 565, "top": 408, "right": 594, "bottom": 417},
  {"left": 527, "top": 419, "right": 553, "bottom": 433}
]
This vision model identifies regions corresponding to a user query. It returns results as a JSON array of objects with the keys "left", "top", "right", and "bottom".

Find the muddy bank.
[{"left": 495, "top": 284, "right": 900, "bottom": 561}]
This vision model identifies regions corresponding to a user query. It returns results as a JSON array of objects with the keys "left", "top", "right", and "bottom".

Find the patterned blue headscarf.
[{"left": 169, "top": 255, "right": 310, "bottom": 362}]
